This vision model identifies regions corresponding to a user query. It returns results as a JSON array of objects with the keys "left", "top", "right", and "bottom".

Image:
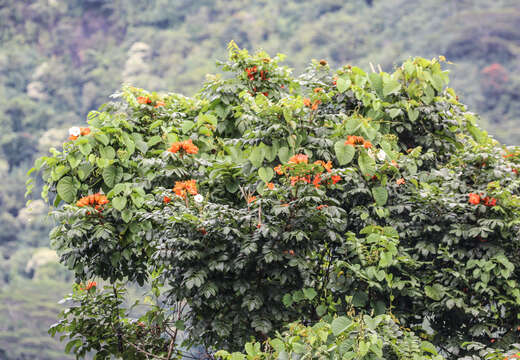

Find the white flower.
[
  {"left": 377, "top": 149, "right": 386, "bottom": 161},
  {"left": 68, "top": 126, "right": 81, "bottom": 137},
  {"left": 194, "top": 194, "right": 204, "bottom": 203}
]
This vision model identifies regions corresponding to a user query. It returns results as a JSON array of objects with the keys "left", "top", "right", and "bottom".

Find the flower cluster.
[
  {"left": 137, "top": 96, "right": 165, "bottom": 108},
  {"left": 68, "top": 126, "right": 90, "bottom": 141},
  {"left": 137, "top": 96, "right": 152, "bottom": 104},
  {"left": 245, "top": 66, "right": 268, "bottom": 81},
  {"left": 303, "top": 98, "right": 321, "bottom": 111},
  {"left": 174, "top": 180, "right": 198, "bottom": 198},
  {"left": 288, "top": 154, "right": 309, "bottom": 164},
  {"left": 468, "top": 193, "right": 497, "bottom": 207},
  {"left": 168, "top": 139, "right": 199, "bottom": 155},
  {"left": 345, "top": 135, "right": 372, "bottom": 149},
  {"left": 80, "top": 281, "right": 97, "bottom": 291},
  {"left": 76, "top": 193, "right": 109, "bottom": 210},
  {"left": 274, "top": 154, "right": 341, "bottom": 189}
]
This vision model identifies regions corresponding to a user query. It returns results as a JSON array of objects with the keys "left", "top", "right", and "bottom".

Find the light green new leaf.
[
  {"left": 249, "top": 146, "right": 265, "bottom": 168},
  {"left": 425, "top": 283, "right": 445, "bottom": 301},
  {"left": 277, "top": 146, "right": 290, "bottom": 163},
  {"left": 383, "top": 78, "right": 402, "bottom": 97},
  {"left": 57, "top": 176, "right": 77, "bottom": 204},
  {"left": 331, "top": 316, "right": 352, "bottom": 336},
  {"left": 112, "top": 196, "right": 127, "bottom": 211},
  {"left": 258, "top": 167, "right": 274, "bottom": 183},
  {"left": 334, "top": 141, "right": 355, "bottom": 165},
  {"left": 303, "top": 288, "right": 317, "bottom": 300},
  {"left": 358, "top": 151, "right": 376, "bottom": 176},
  {"left": 336, "top": 77, "right": 351, "bottom": 93}
]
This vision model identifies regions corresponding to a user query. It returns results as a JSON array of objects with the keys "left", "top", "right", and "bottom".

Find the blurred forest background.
[{"left": 1, "top": 0, "right": 519, "bottom": 358}]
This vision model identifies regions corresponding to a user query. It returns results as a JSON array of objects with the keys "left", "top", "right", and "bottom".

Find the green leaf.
[
  {"left": 316, "top": 304, "right": 327, "bottom": 317},
  {"left": 102, "top": 165, "right": 123, "bottom": 188},
  {"left": 334, "top": 141, "right": 355, "bottom": 165},
  {"left": 258, "top": 167, "right": 274, "bottom": 183},
  {"left": 269, "top": 338, "right": 285, "bottom": 353},
  {"left": 121, "top": 209, "right": 132, "bottom": 223},
  {"left": 372, "top": 186, "right": 388, "bottom": 206},
  {"left": 230, "top": 352, "right": 245, "bottom": 360},
  {"left": 368, "top": 73, "right": 383, "bottom": 96},
  {"left": 383, "top": 77, "right": 402, "bottom": 97},
  {"left": 388, "top": 108, "right": 402, "bottom": 119},
  {"left": 57, "top": 176, "right": 77, "bottom": 204},
  {"left": 174, "top": 320, "right": 185, "bottom": 330},
  {"left": 425, "top": 284, "right": 445, "bottom": 301},
  {"left": 112, "top": 196, "right": 127, "bottom": 211},
  {"left": 94, "top": 133, "right": 109, "bottom": 146},
  {"left": 303, "top": 288, "right": 317, "bottom": 301},
  {"left": 78, "top": 143, "right": 92, "bottom": 156},
  {"left": 278, "top": 147, "right": 290, "bottom": 163},
  {"left": 147, "top": 135, "right": 162, "bottom": 148},
  {"left": 249, "top": 146, "right": 265, "bottom": 168},
  {"left": 331, "top": 316, "right": 352, "bottom": 336},
  {"left": 358, "top": 151, "right": 376, "bottom": 176},
  {"left": 99, "top": 146, "right": 115, "bottom": 160},
  {"left": 181, "top": 120, "right": 195, "bottom": 133},
  {"left": 420, "top": 341, "right": 438, "bottom": 355},
  {"left": 407, "top": 107, "right": 419, "bottom": 122},
  {"left": 67, "top": 152, "right": 81, "bottom": 169},
  {"left": 336, "top": 76, "right": 351, "bottom": 93}
]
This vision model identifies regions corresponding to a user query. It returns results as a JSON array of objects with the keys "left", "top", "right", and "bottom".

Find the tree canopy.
[{"left": 31, "top": 43, "right": 520, "bottom": 359}]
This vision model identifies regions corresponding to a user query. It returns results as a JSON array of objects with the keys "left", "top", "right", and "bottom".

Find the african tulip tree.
[{"left": 30, "top": 43, "right": 520, "bottom": 359}]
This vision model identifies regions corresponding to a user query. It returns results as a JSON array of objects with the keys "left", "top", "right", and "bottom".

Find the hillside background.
[{"left": 1, "top": 0, "right": 519, "bottom": 358}]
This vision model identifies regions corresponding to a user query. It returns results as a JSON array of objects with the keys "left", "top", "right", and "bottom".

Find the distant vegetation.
[{"left": 1, "top": 0, "right": 519, "bottom": 358}]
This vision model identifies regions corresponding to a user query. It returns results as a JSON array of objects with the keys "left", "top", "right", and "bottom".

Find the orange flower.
[
  {"left": 80, "top": 127, "right": 91, "bottom": 136},
  {"left": 391, "top": 160, "right": 399, "bottom": 168},
  {"left": 513, "top": 168, "right": 518, "bottom": 175},
  {"left": 267, "top": 182, "right": 275, "bottom": 190},
  {"left": 137, "top": 96, "right": 152, "bottom": 104},
  {"left": 69, "top": 135, "right": 78, "bottom": 141},
  {"left": 311, "top": 99, "right": 321, "bottom": 111},
  {"left": 288, "top": 154, "right": 308, "bottom": 164},
  {"left": 262, "top": 92, "right": 269, "bottom": 97},
  {"left": 163, "top": 196, "right": 171, "bottom": 204},
  {"left": 483, "top": 196, "right": 497, "bottom": 207},
  {"left": 245, "top": 66, "right": 257, "bottom": 80},
  {"left": 281, "top": 203, "right": 289, "bottom": 207},
  {"left": 331, "top": 175, "right": 341, "bottom": 184},
  {"left": 288, "top": 250, "right": 295, "bottom": 256},
  {"left": 168, "top": 139, "right": 198, "bottom": 155},
  {"left": 256, "top": 223, "right": 261, "bottom": 229},
  {"left": 274, "top": 164, "right": 284, "bottom": 175},
  {"left": 314, "top": 87, "right": 323, "bottom": 93},
  {"left": 345, "top": 135, "right": 365, "bottom": 146},
  {"left": 312, "top": 174, "right": 322, "bottom": 188},
  {"left": 396, "top": 178, "right": 405, "bottom": 185},
  {"left": 247, "top": 195, "right": 257, "bottom": 204},
  {"left": 314, "top": 160, "right": 332, "bottom": 173},
  {"left": 303, "top": 98, "right": 312, "bottom": 107},
  {"left": 76, "top": 193, "right": 109, "bottom": 208},
  {"left": 81, "top": 281, "right": 97, "bottom": 291},
  {"left": 155, "top": 101, "right": 165, "bottom": 108},
  {"left": 468, "top": 193, "right": 480, "bottom": 205},
  {"left": 316, "top": 204, "right": 328, "bottom": 210},
  {"left": 173, "top": 180, "right": 198, "bottom": 198},
  {"left": 363, "top": 141, "right": 373, "bottom": 149}
]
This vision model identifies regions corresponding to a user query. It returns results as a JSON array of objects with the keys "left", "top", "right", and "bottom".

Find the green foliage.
[
  {"left": 29, "top": 45, "right": 520, "bottom": 360},
  {"left": 216, "top": 314, "right": 444, "bottom": 360}
]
